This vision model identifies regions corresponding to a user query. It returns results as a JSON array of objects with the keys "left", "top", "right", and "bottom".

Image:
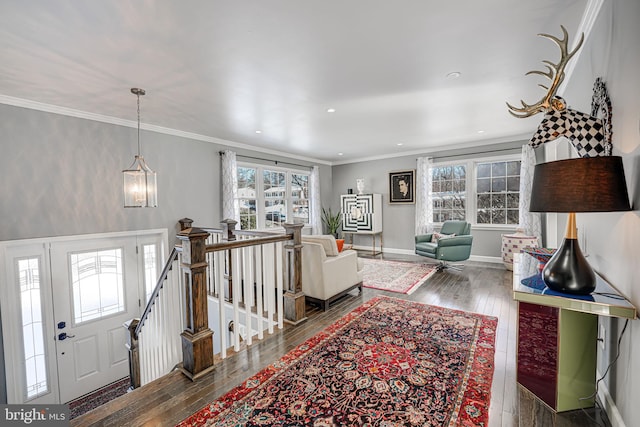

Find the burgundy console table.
[{"left": 512, "top": 253, "right": 636, "bottom": 412}]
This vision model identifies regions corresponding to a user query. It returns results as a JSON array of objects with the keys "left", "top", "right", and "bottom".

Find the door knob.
[{"left": 58, "top": 332, "right": 75, "bottom": 341}]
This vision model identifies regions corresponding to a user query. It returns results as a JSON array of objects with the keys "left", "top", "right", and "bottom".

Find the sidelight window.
[{"left": 17, "top": 257, "right": 49, "bottom": 400}]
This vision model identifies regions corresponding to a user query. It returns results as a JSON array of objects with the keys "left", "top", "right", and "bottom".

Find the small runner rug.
[
  {"left": 361, "top": 258, "right": 437, "bottom": 294},
  {"left": 177, "top": 296, "right": 497, "bottom": 427},
  {"left": 68, "top": 377, "right": 129, "bottom": 419}
]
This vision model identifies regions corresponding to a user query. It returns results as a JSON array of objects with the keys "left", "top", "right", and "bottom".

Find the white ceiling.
[{"left": 0, "top": 0, "right": 591, "bottom": 164}]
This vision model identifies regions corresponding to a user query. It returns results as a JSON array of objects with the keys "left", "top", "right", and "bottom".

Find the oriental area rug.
[
  {"left": 177, "top": 296, "right": 497, "bottom": 427},
  {"left": 361, "top": 258, "right": 437, "bottom": 294}
]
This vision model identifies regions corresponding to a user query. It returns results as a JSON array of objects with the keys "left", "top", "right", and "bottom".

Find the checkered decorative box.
[{"left": 501, "top": 230, "right": 539, "bottom": 270}]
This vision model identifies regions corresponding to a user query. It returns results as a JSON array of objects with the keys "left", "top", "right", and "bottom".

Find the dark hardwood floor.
[{"left": 71, "top": 254, "right": 611, "bottom": 427}]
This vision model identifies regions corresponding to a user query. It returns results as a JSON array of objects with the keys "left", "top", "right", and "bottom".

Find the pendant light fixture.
[{"left": 123, "top": 88, "right": 157, "bottom": 208}]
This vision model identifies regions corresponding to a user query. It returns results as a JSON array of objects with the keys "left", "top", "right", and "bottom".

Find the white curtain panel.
[
  {"left": 518, "top": 145, "right": 542, "bottom": 242},
  {"left": 221, "top": 150, "right": 240, "bottom": 223},
  {"left": 415, "top": 157, "right": 434, "bottom": 235},
  {"left": 309, "top": 166, "right": 322, "bottom": 234}
]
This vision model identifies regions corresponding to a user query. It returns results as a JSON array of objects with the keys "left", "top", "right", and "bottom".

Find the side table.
[{"left": 512, "top": 253, "right": 636, "bottom": 412}]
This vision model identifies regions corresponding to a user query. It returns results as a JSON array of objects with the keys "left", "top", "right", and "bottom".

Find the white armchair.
[{"left": 301, "top": 235, "right": 364, "bottom": 311}]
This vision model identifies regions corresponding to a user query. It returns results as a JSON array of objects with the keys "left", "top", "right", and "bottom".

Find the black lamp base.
[{"left": 542, "top": 238, "right": 596, "bottom": 295}]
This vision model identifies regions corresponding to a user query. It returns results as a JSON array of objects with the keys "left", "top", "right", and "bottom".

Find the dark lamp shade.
[{"left": 530, "top": 156, "right": 631, "bottom": 213}]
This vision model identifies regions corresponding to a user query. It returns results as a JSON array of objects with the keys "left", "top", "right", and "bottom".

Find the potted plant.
[
  {"left": 321, "top": 207, "right": 342, "bottom": 238},
  {"left": 321, "top": 207, "right": 344, "bottom": 251}
]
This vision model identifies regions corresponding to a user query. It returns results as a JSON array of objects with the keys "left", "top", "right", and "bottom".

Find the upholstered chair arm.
[
  {"left": 415, "top": 234, "right": 434, "bottom": 244},
  {"left": 437, "top": 235, "right": 473, "bottom": 247},
  {"left": 319, "top": 250, "right": 360, "bottom": 300}
]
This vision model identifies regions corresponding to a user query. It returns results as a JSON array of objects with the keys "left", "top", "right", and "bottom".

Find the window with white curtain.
[
  {"left": 430, "top": 154, "right": 521, "bottom": 226},
  {"left": 237, "top": 163, "right": 310, "bottom": 230}
]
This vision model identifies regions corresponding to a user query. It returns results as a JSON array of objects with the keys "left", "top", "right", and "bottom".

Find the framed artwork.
[{"left": 389, "top": 170, "right": 415, "bottom": 204}]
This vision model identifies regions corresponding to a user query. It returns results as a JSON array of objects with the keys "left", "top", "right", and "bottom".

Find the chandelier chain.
[{"left": 136, "top": 91, "right": 141, "bottom": 156}]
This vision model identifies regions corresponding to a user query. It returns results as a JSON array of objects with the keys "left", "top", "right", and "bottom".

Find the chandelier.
[{"left": 123, "top": 88, "right": 157, "bottom": 208}]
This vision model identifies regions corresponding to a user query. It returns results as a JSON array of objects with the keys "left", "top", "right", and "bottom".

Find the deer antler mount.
[{"left": 507, "top": 26, "right": 611, "bottom": 157}]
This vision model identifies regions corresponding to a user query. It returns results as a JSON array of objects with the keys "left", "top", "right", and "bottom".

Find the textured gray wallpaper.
[{"left": 0, "top": 104, "right": 220, "bottom": 242}]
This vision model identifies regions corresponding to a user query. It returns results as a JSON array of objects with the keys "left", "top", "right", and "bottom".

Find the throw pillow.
[{"left": 431, "top": 232, "right": 456, "bottom": 243}]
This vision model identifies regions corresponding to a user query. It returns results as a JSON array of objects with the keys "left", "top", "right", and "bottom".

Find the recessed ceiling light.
[
  {"left": 338, "top": 152, "right": 344, "bottom": 156},
  {"left": 477, "top": 130, "right": 485, "bottom": 134},
  {"left": 255, "top": 130, "right": 262, "bottom": 134},
  {"left": 397, "top": 143, "right": 404, "bottom": 146},
  {"left": 446, "top": 71, "right": 461, "bottom": 79},
  {"left": 327, "top": 108, "right": 336, "bottom": 113}
]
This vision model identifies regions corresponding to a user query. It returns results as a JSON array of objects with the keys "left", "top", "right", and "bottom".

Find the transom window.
[
  {"left": 430, "top": 155, "right": 521, "bottom": 226},
  {"left": 237, "top": 164, "right": 310, "bottom": 230}
]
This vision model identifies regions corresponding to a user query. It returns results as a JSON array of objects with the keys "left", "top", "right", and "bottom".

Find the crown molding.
[
  {"left": 558, "top": 0, "right": 605, "bottom": 95},
  {"left": 331, "top": 134, "right": 532, "bottom": 166},
  {"left": 0, "top": 94, "right": 332, "bottom": 166}
]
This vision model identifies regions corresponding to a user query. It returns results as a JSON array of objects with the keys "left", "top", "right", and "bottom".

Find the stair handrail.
[{"left": 134, "top": 245, "right": 182, "bottom": 337}]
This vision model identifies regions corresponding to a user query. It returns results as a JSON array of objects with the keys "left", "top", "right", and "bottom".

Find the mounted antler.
[
  {"left": 507, "top": 25, "right": 584, "bottom": 118},
  {"left": 507, "top": 26, "right": 610, "bottom": 158}
]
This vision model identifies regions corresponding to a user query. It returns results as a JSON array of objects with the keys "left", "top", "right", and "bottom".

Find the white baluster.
[
  {"left": 255, "top": 245, "right": 264, "bottom": 340},
  {"left": 232, "top": 248, "right": 241, "bottom": 352},
  {"left": 276, "top": 242, "right": 283, "bottom": 329}
]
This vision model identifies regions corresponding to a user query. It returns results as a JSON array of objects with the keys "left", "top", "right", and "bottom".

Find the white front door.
[
  {"left": 49, "top": 236, "right": 141, "bottom": 403},
  {"left": 1, "top": 229, "right": 166, "bottom": 404}
]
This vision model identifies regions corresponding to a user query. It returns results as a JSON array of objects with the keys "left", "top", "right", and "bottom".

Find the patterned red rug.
[
  {"left": 362, "top": 258, "right": 437, "bottom": 294},
  {"left": 177, "top": 296, "right": 497, "bottom": 427}
]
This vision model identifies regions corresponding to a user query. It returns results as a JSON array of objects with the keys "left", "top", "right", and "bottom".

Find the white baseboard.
[
  {"left": 350, "top": 245, "right": 503, "bottom": 265},
  {"left": 469, "top": 255, "right": 502, "bottom": 264},
  {"left": 366, "top": 246, "right": 414, "bottom": 255},
  {"left": 597, "top": 372, "right": 626, "bottom": 427}
]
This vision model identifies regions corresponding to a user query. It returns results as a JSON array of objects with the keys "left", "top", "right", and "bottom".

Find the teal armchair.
[{"left": 415, "top": 220, "right": 473, "bottom": 271}]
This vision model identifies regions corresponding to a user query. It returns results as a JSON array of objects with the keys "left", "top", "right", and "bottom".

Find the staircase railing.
[
  {"left": 124, "top": 246, "right": 185, "bottom": 389},
  {"left": 125, "top": 219, "right": 305, "bottom": 389},
  {"left": 204, "top": 229, "right": 287, "bottom": 360}
]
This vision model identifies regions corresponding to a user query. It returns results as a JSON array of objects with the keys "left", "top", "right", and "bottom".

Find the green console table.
[{"left": 512, "top": 253, "right": 636, "bottom": 412}]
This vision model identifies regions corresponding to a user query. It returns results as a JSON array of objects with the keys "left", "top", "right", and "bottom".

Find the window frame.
[
  {"left": 237, "top": 162, "right": 311, "bottom": 230},
  {"left": 431, "top": 153, "right": 522, "bottom": 230}
]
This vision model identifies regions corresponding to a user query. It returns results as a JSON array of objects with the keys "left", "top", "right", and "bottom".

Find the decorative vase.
[
  {"left": 356, "top": 179, "right": 365, "bottom": 194},
  {"left": 501, "top": 229, "right": 539, "bottom": 271},
  {"left": 336, "top": 239, "right": 345, "bottom": 252}
]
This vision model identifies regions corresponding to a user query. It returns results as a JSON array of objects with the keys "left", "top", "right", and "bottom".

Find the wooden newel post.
[
  {"left": 220, "top": 218, "right": 238, "bottom": 241},
  {"left": 283, "top": 223, "right": 306, "bottom": 324},
  {"left": 177, "top": 227, "right": 215, "bottom": 380},
  {"left": 124, "top": 318, "right": 140, "bottom": 390},
  {"left": 179, "top": 217, "right": 194, "bottom": 231}
]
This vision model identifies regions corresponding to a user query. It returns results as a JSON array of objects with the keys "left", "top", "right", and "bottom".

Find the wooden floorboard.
[{"left": 71, "top": 254, "right": 611, "bottom": 427}]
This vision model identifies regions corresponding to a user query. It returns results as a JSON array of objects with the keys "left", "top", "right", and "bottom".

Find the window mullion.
[
  {"left": 467, "top": 160, "right": 474, "bottom": 224},
  {"left": 285, "top": 173, "right": 291, "bottom": 220},
  {"left": 256, "top": 167, "right": 265, "bottom": 229}
]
